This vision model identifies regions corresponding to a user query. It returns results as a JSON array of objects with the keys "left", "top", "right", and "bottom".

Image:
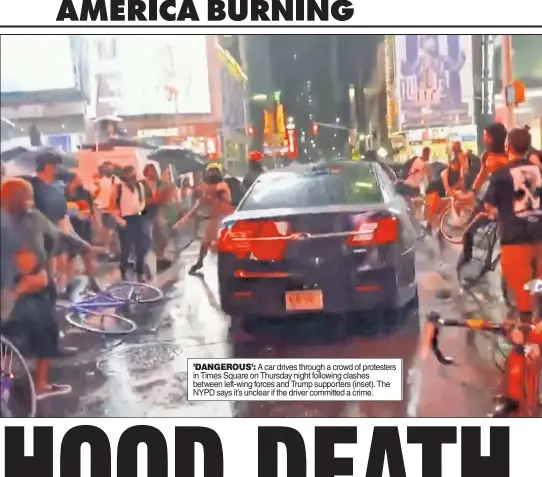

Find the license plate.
[{"left": 285, "top": 290, "right": 323, "bottom": 311}]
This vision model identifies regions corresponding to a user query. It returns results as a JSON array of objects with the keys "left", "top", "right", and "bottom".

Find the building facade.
[
  {"left": 0, "top": 35, "right": 91, "bottom": 151},
  {"left": 89, "top": 35, "right": 248, "bottom": 164}
]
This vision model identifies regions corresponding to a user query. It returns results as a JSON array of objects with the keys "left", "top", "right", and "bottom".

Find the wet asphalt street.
[{"left": 41, "top": 237, "right": 508, "bottom": 418}]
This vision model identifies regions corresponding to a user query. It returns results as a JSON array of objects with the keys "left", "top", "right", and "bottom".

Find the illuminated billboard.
[
  {"left": 394, "top": 35, "right": 474, "bottom": 129},
  {"left": 1, "top": 36, "right": 76, "bottom": 92},
  {"left": 112, "top": 36, "right": 212, "bottom": 116}
]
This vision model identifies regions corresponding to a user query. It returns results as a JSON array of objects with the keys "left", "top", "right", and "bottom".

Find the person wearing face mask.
[
  {"left": 111, "top": 165, "right": 151, "bottom": 282},
  {"left": 174, "top": 162, "right": 234, "bottom": 274}
]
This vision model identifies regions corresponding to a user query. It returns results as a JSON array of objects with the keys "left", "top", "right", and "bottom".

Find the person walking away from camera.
[
  {"left": 483, "top": 127, "right": 542, "bottom": 320},
  {"left": 174, "top": 163, "right": 234, "bottom": 275},
  {"left": 1, "top": 178, "right": 94, "bottom": 398},
  {"left": 92, "top": 161, "right": 120, "bottom": 260},
  {"left": 64, "top": 172, "right": 97, "bottom": 293},
  {"left": 396, "top": 147, "right": 432, "bottom": 198},
  {"left": 111, "top": 166, "right": 151, "bottom": 282},
  {"left": 25, "top": 151, "right": 99, "bottom": 293},
  {"left": 458, "top": 123, "right": 509, "bottom": 271},
  {"left": 243, "top": 151, "right": 265, "bottom": 190}
]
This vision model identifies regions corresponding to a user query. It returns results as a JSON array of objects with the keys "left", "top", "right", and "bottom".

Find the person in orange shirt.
[
  {"left": 174, "top": 163, "right": 234, "bottom": 275},
  {"left": 458, "top": 123, "right": 509, "bottom": 274}
]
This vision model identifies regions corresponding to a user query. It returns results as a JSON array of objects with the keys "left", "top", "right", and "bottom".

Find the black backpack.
[
  {"left": 401, "top": 157, "right": 418, "bottom": 180},
  {"left": 224, "top": 177, "right": 246, "bottom": 207}
]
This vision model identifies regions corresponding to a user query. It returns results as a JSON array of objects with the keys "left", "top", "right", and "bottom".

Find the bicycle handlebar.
[{"left": 425, "top": 311, "right": 542, "bottom": 366}]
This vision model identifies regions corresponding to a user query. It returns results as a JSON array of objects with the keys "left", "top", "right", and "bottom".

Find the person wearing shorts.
[
  {"left": 0, "top": 178, "right": 94, "bottom": 399},
  {"left": 423, "top": 142, "right": 466, "bottom": 233},
  {"left": 396, "top": 147, "right": 432, "bottom": 198},
  {"left": 174, "top": 163, "right": 234, "bottom": 275}
]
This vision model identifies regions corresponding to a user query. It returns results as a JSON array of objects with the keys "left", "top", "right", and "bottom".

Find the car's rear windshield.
[{"left": 239, "top": 163, "right": 383, "bottom": 211}]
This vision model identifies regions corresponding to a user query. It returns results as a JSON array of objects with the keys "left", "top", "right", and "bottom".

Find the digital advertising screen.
[
  {"left": 0, "top": 35, "right": 76, "bottom": 93},
  {"left": 112, "top": 35, "right": 212, "bottom": 116}
]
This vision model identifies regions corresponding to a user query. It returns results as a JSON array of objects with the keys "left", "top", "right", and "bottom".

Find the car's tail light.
[
  {"left": 345, "top": 216, "right": 398, "bottom": 246},
  {"left": 218, "top": 219, "right": 291, "bottom": 260}
]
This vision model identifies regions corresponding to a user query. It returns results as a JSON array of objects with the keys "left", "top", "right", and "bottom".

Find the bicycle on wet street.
[
  {"left": 1, "top": 335, "right": 36, "bottom": 417},
  {"left": 424, "top": 278, "right": 542, "bottom": 417},
  {"left": 57, "top": 280, "right": 164, "bottom": 334},
  {"left": 438, "top": 192, "right": 475, "bottom": 244}
]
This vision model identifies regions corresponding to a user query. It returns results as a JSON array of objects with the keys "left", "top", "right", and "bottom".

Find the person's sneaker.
[
  {"left": 36, "top": 383, "right": 72, "bottom": 400},
  {"left": 188, "top": 260, "right": 203, "bottom": 275}
]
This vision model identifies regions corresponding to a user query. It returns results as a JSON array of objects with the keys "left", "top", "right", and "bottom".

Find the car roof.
[{"left": 260, "top": 160, "right": 376, "bottom": 177}]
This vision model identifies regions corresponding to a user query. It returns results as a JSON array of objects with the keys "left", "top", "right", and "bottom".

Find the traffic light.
[{"left": 311, "top": 122, "right": 318, "bottom": 135}]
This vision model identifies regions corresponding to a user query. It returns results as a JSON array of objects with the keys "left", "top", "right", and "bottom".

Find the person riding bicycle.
[
  {"left": 395, "top": 147, "right": 432, "bottom": 198},
  {"left": 458, "top": 123, "right": 509, "bottom": 272},
  {"left": 423, "top": 141, "right": 467, "bottom": 233},
  {"left": 483, "top": 127, "right": 542, "bottom": 320},
  {"left": 174, "top": 162, "right": 234, "bottom": 275}
]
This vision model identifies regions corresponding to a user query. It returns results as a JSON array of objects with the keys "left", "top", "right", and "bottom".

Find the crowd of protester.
[{"left": 0, "top": 147, "right": 260, "bottom": 403}]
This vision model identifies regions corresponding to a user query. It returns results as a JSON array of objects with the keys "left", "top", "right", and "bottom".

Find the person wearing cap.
[
  {"left": 26, "top": 150, "right": 100, "bottom": 294},
  {"left": 174, "top": 162, "right": 234, "bottom": 274},
  {"left": 242, "top": 150, "right": 265, "bottom": 190}
]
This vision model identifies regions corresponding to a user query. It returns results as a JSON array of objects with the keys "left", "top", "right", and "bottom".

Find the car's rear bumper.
[{"left": 219, "top": 266, "right": 416, "bottom": 318}]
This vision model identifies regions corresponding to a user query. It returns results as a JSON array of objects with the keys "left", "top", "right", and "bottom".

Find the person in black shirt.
[
  {"left": 483, "top": 127, "right": 542, "bottom": 318},
  {"left": 243, "top": 151, "right": 265, "bottom": 190},
  {"left": 27, "top": 151, "right": 99, "bottom": 293}
]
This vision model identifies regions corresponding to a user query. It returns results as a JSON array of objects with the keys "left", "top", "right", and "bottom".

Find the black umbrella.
[
  {"left": 0, "top": 145, "right": 34, "bottom": 162},
  {"left": 148, "top": 146, "right": 208, "bottom": 175},
  {"left": 1, "top": 147, "right": 77, "bottom": 176},
  {"left": 78, "top": 137, "right": 158, "bottom": 151}
]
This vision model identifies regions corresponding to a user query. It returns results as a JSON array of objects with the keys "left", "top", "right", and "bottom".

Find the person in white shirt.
[
  {"left": 396, "top": 147, "right": 432, "bottom": 198},
  {"left": 111, "top": 166, "right": 151, "bottom": 282}
]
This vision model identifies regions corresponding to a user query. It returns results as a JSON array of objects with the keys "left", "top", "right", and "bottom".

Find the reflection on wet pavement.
[{"left": 44, "top": 242, "right": 505, "bottom": 418}]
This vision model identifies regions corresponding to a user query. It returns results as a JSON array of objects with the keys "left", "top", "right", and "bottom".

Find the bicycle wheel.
[
  {"left": 64, "top": 309, "right": 137, "bottom": 334},
  {"left": 1, "top": 336, "right": 36, "bottom": 417},
  {"left": 104, "top": 281, "right": 164, "bottom": 304},
  {"left": 439, "top": 204, "right": 474, "bottom": 244}
]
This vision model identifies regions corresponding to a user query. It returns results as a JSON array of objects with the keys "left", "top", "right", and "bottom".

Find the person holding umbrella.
[{"left": 174, "top": 162, "right": 234, "bottom": 275}]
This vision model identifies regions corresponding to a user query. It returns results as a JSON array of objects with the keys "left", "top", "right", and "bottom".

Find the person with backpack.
[
  {"left": 395, "top": 147, "right": 432, "bottom": 198},
  {"left": 110, "top": 165, "right": 151, "bottom": 282}
]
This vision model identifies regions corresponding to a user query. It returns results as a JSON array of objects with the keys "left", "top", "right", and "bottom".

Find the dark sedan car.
[{"left": 217, "top": 160, "right": 418, "bottom": 320}]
